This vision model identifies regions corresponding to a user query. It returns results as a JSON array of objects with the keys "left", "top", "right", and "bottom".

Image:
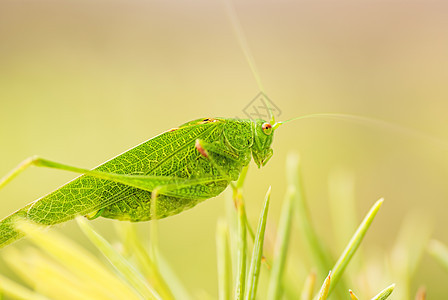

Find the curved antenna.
[
  {"left": 222, "top": 0, "right": 275, "bottom": 124},
  {"left": 275, "top": 113, "right": 448, "bottom": 149}
]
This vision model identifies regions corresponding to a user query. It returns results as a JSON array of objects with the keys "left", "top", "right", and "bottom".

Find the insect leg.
[
  {"left": 0, "top": 156, "right": 192, "bottom": 193},
  {"left": 195, "top": 139, "right": 247, "bottom": 187},
  {"left": 194, "top": 139, "right": 239, "bottom": 161},
  {"left": 0, "top": 156, "right": 108, "bottom": 190},
  {"left": 0, "top": 156, "right": 41, "bottom": 190}
]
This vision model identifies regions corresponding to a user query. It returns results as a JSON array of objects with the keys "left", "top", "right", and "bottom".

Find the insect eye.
[{"left": 261, "top": 123, "right": 272, "bottom": 135}]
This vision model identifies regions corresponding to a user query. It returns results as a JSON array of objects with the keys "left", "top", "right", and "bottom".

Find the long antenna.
[
  {"left": 276, "top": 112, "right": 448, "bottom": 149},
  {"left": 222, "top": 0, "right": 275, "bottom": 124}
]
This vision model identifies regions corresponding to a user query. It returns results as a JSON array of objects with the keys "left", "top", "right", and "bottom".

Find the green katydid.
[{"left": 0, "top": 117, "right": 282, "bottom": 248}]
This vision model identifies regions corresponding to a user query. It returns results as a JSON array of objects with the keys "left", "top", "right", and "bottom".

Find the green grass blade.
[
  {"left": 225, "top": 189, "right": 238, "bottom": 284},
  {"left": 115, "top": 223, "right": 175, "bottom": 300},
  {"left": 245, "top": 187, "right": 271, "bottom": 300},
  {"left": 234, "top": 190, "right": 247, "bottom": 300},
  {"left": 236, "top": 166, "right": 259, "bottom": 251},
  {"left": 300, "top": 271, "right": 316, "bottom": 300},
  {"left": 76, "top": 217, "right": 161, "bottom": 300},
  {"left": 317, "top": 271, "right": 331, "bottom": 300},
  {"left": 217, "top": 219, "right": 231, "bottom": 300},
  {"left": 15, "top": 220, "right": 141, "bottom": 300},
  {"left": 232, "top": 165, "right": 250, "bottom": 300},
  {"left": 328, "top": 198, "right": 384, "bottom": 295},
  {"left": 236, "top": 165, "right": 249, "bottom": 190},
  {"left": 370, "top": 283, "right": 395, "bottom": 300},
  {"left": 267, "top": 184, "right": 294, "bottom": 299},
  {"left": 244, "top": 212, "right": 256, "bottom": 247},
  {"left": 349, "top": 289, "right": 359, "bottom": 300},
  {"left": 0, "top": 273, "right": 50, "bottom": 300},
  {"left": 428, "top": 239, "right": 448, "bottom": 272}
]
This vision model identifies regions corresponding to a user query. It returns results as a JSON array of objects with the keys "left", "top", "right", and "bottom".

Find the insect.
[{"left": 0, "top": 117, "right": 282, "bottom": 248}]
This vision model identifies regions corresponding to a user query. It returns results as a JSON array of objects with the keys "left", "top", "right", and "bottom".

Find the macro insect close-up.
[{"left": 1, "top": 0, "right": 448, "bottom": 299}]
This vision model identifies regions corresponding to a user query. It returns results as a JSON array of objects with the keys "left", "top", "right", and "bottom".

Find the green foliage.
[
  {"left": 5, "top": 153, "right": 439, "bottom": 300},
  {"left": 370, "top": 284, "right": 395, "bottom": 300},
  {"left": 316, "top": 272, "right": 331, "bottom": 300},
  {"left": 246, "top": 187, "right": 271, "bottom": 300}
]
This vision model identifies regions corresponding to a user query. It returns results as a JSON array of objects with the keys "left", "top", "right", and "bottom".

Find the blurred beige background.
[{"left": 1, "top": 0, "right": 448, "bottom": 298}]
